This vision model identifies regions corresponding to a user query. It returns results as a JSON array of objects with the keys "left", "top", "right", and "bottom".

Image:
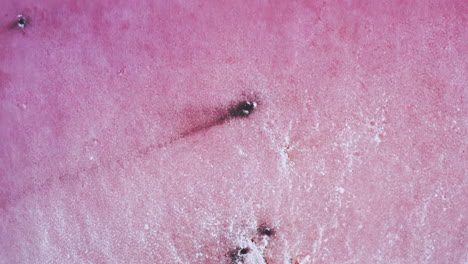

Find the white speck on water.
[
  {"left": 374, "top": 133, "right": 382, "bottom": 143},
  {"left": 89, "top": 155, "right": 94, "bottom": 160},
  {"left": 278, "top": 135, "right": 292, "bottom": 169},
  {"left": 336, "top": 187, "right": 345, "bottom": 194},
  {"left": 144, "top": 223, "right": 149, "bottom": 230},
  {"left": 237, "top": 146, "right": 247, "bottom": 156},
  {"left": 279, "top": 147, "right": 290, "bottom": 170}
]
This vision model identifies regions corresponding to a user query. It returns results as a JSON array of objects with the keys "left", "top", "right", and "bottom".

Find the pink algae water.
[{"left": 0, "top": 1, "right": 466, "bottom": 263}]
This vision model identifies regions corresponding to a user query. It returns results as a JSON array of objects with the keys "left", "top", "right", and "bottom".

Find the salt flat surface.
[{"left": 0, "top": 1, "right": 466, "bottom": 263}]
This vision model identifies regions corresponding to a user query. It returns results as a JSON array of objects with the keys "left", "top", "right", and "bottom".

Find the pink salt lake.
[{"left": 0, "top": 1, "right": 466, "bottom": 263}]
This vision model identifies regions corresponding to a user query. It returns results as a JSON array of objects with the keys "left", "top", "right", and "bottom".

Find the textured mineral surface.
[{"left": 0, "top": 1, "right": 466, "bottom": 263}]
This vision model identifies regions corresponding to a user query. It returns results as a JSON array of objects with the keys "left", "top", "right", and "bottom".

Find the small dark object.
[
  {"left": 16, "top": 15, "right": 28, "bottom": 29},
  {"left": 239, "top": 247, "right": 250, "bottom": 254},
  {"left": 157, "top": 96, "right": 259, "bottom": 148},
  {"left": 228, "top": 101, "right": 257, "bottom": 118},
  {"left": 229, "top": 247, "right": 250, "bottom": 263},
  {"left": 258, "top": 224, "right": 275, "bottom": 237}
]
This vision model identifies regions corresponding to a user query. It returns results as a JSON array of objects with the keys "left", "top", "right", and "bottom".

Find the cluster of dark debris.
[{"left": 228, "top": 224, "right": 275, "bottom": 264}]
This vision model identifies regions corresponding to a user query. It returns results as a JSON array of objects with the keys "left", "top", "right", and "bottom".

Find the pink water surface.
[{"left": 0, "top": 1, "right": 467, "bottom": 263}]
